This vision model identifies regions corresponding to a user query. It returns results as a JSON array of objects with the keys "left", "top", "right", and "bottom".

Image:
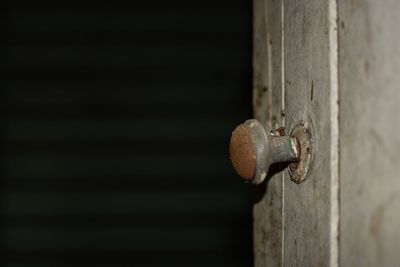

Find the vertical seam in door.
[
  {"left": 267, "top": 35, "right": 273, "bottom": 131},
  {"left": 281, "top": 0, "right": 285, "bottom": 266},
  {"left": 329, "top": 0, "right": 339, "bottom": 266}
]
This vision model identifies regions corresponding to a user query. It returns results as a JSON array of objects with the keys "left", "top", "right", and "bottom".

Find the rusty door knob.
[{"left": 229, "top": 119, "right": 299, "bottom": 184}]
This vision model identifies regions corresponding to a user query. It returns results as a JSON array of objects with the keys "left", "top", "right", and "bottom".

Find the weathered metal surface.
[
  {"left": 230, "top": 121, "right": 257, "bottom": 181},
  {"left": 339, "top": 1, "right": 400, "bottom": 266},
  {"left": 253, "top": 0, "right": 284, "bottom": 265},
  {"left": 283, "top": 0, "right": 339, "bottom": 266},
  {"left": 269, "top": 135, "right": 298, "bottom": 165},
  {"left": 288, "top": 119, "right": 314, "bottom": 184}
]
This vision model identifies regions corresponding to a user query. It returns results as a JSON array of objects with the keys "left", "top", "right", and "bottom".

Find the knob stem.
[{"left": 269, "top": 136, "right": 299, "bottom": 164}]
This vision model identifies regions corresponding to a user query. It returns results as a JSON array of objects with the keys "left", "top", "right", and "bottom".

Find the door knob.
[{"left": 229, "top": 119, "right": 299, "bottom": 184}]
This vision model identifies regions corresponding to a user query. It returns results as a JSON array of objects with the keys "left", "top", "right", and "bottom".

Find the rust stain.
[
  {"left": 288, "top": 123, "right": 313, "bottom": 184},
  {"left": 229, "top": 123, "right": 256, "bottom": 181},
  {"left": 276, "top": 127, "right": 286, "bottom": 136}
]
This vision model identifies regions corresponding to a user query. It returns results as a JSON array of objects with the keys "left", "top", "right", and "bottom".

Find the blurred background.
[{"left": 0, "top": 1, "right": 253, "bottom": 266}]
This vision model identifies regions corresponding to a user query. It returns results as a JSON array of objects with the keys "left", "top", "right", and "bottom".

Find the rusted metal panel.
[
  {"left": 283, "top": 0, "right": 339, "bottom": 266},
  {"left": 253, "top": 0, "right": 284, "bottom": 265},
  {"left": 339, "top": 1, "right": 400, "bottom": 266}
]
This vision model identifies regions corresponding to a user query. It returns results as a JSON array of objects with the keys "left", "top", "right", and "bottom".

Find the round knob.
[{"left": 229, "top": 119, "right": 299, "bottom": 184}]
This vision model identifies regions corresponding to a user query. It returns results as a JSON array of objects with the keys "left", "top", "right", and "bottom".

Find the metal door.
[{"left": 251, "top": 0, "right": 400, "bottom": 266}]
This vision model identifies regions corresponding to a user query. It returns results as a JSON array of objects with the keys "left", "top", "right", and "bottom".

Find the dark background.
[{"left": 1, "top": 1, "right": 253, "bottom": 266}]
